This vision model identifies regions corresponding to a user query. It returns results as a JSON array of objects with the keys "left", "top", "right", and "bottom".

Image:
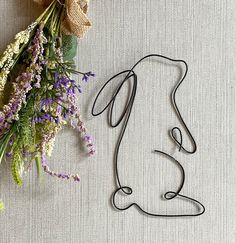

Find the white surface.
[{"left": 0, "top": 0, "right": 235, "bottom": 242}]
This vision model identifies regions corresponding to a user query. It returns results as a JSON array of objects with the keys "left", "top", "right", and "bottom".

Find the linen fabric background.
[{"left": 0, "top": 0, "right": 235, "bottom": 242}]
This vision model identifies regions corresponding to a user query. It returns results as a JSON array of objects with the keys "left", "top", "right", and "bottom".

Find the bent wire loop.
[{"left": 91, "top": 54, "right": 205, "bottom": 217}]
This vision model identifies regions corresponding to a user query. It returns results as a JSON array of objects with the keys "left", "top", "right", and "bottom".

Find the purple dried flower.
[
  {"left": 82, "top": 72, "right": 95, "bottom": 82},
  {"left": 41, "top": 98, "right": 54, "bottom": 108},
  {"left": 42, "top": 113, "right": 50, "bottom": 119},
  {"left": 67, "top": 87, "right": 75, "bottom": 95},
  {"left": 6, "top": 152, "right": 12, "bottom": 158}
]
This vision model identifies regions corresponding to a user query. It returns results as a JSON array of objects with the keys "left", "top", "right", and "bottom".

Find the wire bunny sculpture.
[{"left": 92, "top": 54, "right": 205, "bottom": 217}]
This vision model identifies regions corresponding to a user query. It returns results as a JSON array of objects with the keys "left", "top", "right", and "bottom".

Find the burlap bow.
[{"left": 34, "top": 0, "right": 91, "bottom": 38}]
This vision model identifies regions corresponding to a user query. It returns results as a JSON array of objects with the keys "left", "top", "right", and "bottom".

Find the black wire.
[{"left": 91, "top": 54, "right": 205, "bottom": 217}]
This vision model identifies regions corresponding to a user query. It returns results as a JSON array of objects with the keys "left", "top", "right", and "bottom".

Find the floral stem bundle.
[{"left": 0, "top": 0, "right": 95, "bottom": 190}]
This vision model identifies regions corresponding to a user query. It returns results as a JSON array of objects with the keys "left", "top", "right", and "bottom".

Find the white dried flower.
[{"left": 0, "top": 22, "right": 37, "bottom": 90}]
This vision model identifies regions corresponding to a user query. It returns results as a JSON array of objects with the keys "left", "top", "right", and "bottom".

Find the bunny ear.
[{"left": 91, "top": 70, "right": 137, "bottom": 128}]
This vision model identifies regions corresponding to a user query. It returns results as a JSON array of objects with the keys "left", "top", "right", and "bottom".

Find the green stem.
[
  {"left": 37, "top": 0, "right": 58, "bottom": 24},
  {"left": 8, "top": 1, "right": 59, "bottom": 72},
  {"left": 0, "top": 124, "right": 16, "bottom": 165},
  {"left": 43, "top": 2, "right": 57, "bottom": 24},
  {"left": 35, "top": 155, "right": 42, "bottom": 178}
]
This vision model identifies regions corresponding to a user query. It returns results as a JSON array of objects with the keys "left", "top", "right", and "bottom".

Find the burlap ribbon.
[{"left": 34, "top": 0, "right": 91, "bottom": 38}]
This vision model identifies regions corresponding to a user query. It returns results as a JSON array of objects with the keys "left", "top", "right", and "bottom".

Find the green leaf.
[
  {"left": 0, "top": 130, "right": 14, "bottom": 165},
  {"left": 62, "top": 35, "right": 78, "bottom": 62}
]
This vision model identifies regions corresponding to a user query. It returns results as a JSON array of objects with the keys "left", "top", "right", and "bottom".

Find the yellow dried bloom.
[
  {"left": 47, "top": 61, "right": 57, "bottom": 69},
  {"left": 0, "top": 201, "right": 5, "bottom": 211},
  {"left": 46, "top": 137, "right": 56, "bottom": 156},
  {"left": 15, "top": 31, "right": 30, "bottom": 44},
  {"left": 10, "top": 42, "right": 20, "bottom": 54},
  {"left": 0, "top": 71, "right": 8, "bottom": 90}
]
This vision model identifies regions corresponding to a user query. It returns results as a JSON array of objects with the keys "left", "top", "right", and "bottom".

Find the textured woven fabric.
[
  {"left": 34, "top": 0, "right": 91, "bottom": 38},
  {"left": 0, "top": 0, "right": 235, "bottom": 242}
]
